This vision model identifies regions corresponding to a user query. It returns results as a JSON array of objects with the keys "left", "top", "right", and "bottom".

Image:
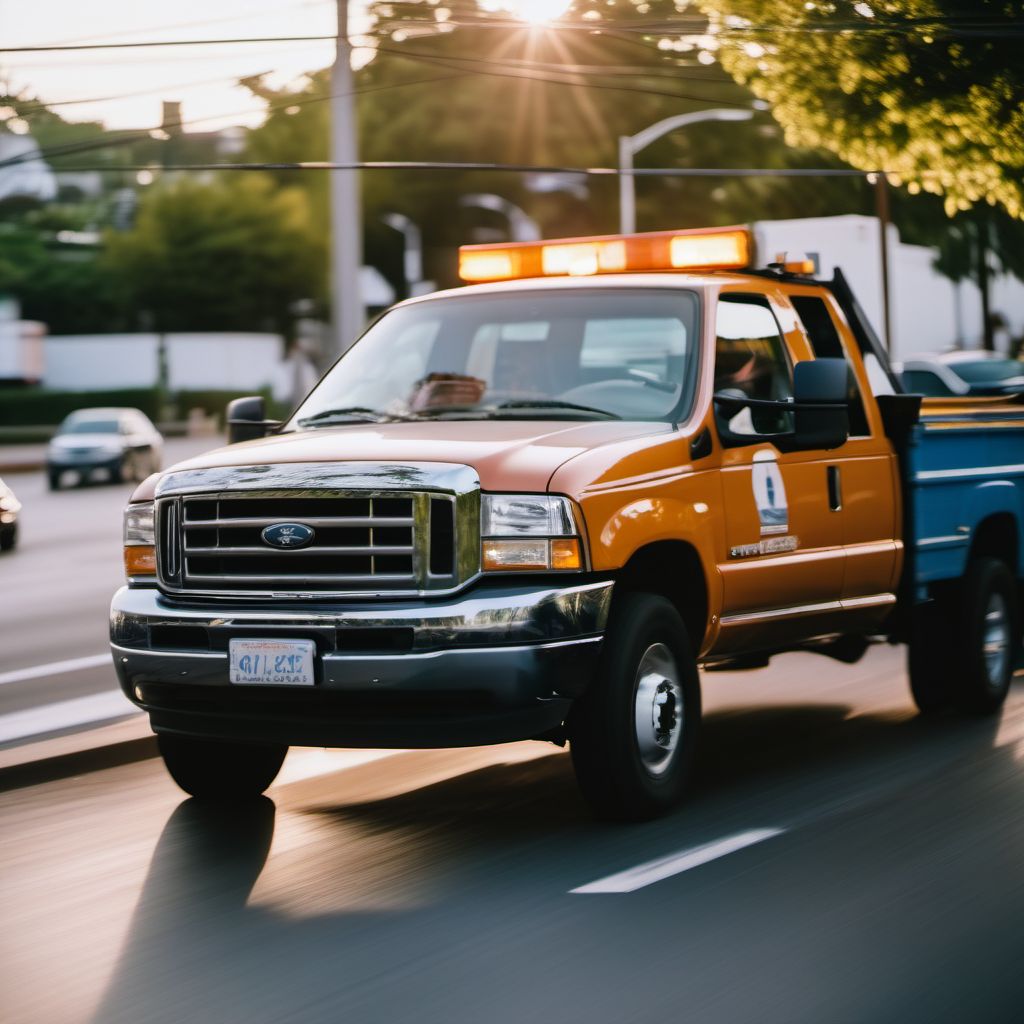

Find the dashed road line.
[{"left": 570, "top": 828, "right": 785, "bottom": 894}]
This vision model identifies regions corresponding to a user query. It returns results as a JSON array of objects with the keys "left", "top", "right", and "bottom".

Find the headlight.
[
  {"left": 123, "top": 501, "right": 156, "bottom": 579},
  {"left": 481, "top": 494, "right": 584, "bottom": 572}
]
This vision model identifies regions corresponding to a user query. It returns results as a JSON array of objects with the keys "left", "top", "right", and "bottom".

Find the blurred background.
[{"left": 1, "top": 3, "right": 1023, "bottom": 1023}]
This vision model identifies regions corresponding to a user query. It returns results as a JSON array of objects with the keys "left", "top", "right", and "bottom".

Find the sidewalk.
[{"left": 0, "top": 443, "right": 48, "bottom": 474}]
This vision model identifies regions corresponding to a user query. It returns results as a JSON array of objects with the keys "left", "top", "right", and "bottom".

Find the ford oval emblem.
[{"left": 261, "top": 523, "right": 315, "bottom": 550}]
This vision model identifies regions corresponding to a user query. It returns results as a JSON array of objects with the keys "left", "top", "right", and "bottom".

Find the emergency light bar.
[{"left": 458, "top": 225, "right": 752, "bottom": 283}]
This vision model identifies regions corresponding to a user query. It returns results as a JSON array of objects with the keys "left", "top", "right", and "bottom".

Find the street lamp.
[
  {"left": 459, "top": 193, "right": 542, "bottom": 242},
  {"left": 618, "top": 108, "right": 754, "bottom": 234},
  {"left": 382, "top": 213, "right": 423, "bottom": 296}
]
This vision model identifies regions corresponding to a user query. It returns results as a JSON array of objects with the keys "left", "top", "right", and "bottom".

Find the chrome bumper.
[{"left": 109, "top": 580, "right": 613, "bottom": 747}]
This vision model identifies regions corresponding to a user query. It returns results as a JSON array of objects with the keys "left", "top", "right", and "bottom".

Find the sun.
[{"left": 487, "top": 0, "right": 574, "bottom": 25}]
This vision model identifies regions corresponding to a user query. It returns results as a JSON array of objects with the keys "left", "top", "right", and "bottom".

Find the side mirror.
[
  {"left": 226, "top": 396, "right": 280, "bottom": 444},
  {"left": 793, "top": 359, "right": 849, "bottom": 450}
]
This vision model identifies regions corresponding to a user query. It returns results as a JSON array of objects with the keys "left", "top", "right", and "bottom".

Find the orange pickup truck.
[{"left": 110, "top": 226, "right": 1024, "bottom": 819}]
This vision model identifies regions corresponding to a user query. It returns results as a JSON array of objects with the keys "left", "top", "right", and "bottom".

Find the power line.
[
  {"left": 0, "top": 72, "right": 470, "bottom": 168},
  {"left": 1, "top": 53, "right": 752, "bottom": 169},
  {"left": 3, "top": 13, "right": 1020, "bottom": 52},
  {"left": 13, "top": 159, "right": 885, "bottom": 178}
]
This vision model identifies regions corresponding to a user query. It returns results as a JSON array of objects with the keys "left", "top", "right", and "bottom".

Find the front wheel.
[
  {"left": 157, "top": 734, "right": 288, "bottom": 799},
  {"left": 568, "top": 593, "right": 701, "bottom": 821}
]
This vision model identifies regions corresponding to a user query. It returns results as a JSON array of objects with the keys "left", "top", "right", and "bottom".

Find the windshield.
[
  {"left": 288, "top": 289, "right": 700, "bottom": 427},
  {"left": 59, "top": 418, "right": 120, "bottom": 434},
  {"left": 954, "top": 358, "right": 1024, "bottom": 384}
]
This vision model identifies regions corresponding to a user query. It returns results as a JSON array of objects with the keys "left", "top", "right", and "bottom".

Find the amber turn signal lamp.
[
  {"left": 124, "top": 545, "right": 157, "bottom": 577},
  {"left": 550, "top": 538, "right": 583, "bottom": 570}
]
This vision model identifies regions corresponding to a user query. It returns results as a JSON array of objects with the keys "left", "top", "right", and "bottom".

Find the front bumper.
[{"left": 110, "top": 579, "right": 613, "bottom": 747}]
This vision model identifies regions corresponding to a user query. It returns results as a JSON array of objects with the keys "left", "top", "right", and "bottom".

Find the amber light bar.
[{"left": 458, "top": 226, "right": 752, "bottom": 283}]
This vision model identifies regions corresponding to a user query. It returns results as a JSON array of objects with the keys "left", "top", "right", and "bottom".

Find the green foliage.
[
  {"left": 0, "top": 387, "right": 278, "bottom": 427},
  {"left": 103, "top": 175, "right": 327, "bottom": 332},
  {"left": 694, "top": 0, "right": 1024, "bottom": 219},
  {"left": 0, "top": 223, "right": 130, "bottom": 334},
  {"left": 0, "top": 388, "right": 162, "bottom": 427}
]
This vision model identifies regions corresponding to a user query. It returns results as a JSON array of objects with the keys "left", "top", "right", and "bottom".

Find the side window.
[
  {"left": 714, "top": 295, "right": 793, "bottom": 444},
  {"left": 790, "top": 295, "right": 870, "bottom": 436}
]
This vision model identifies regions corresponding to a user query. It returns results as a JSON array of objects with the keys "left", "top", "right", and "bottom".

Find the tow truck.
[{"left": 109, "top": 225, "right": 1024, "bottom": 819}]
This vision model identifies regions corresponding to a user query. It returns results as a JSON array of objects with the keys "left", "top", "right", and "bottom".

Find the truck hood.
[{"left": 144, "top": 419, "right": 671, "bottom": 497}]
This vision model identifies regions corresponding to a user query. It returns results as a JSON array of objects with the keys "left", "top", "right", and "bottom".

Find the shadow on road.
[{"left": 88, "top": 700, "right": 1014, "bottom": 1023}]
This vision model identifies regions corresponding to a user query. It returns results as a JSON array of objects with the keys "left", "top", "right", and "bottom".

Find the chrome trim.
[
  {"left": 112, "top": 634, "right": 602, "bottom": 666},
  {"left": 915, "top": 463, "right": 1024, "bottom": 483},
  {"left": 155, "top": 461, "right": 479, "bottom": 497},
  {"left": 153, "top": 462, "right": 482, "bottom": 600},
  {"left": 917, "top": 535, "right": 969, "bottom": 548},
  {"left": 719, "top": 592, "right": 896, "bottom": 627},
  {"left": 110, "top": 579, "right": 615, "bottom": 651}
]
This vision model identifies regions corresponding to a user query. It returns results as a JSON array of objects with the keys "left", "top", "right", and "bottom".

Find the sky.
[
  {"left": 1, "top": 0, "right": 359, "bottom": 132},
  {"left": 0, "top": 1, "right": 569, "bottom": 134}
]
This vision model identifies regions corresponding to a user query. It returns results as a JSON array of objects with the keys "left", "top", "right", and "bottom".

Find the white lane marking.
[
  {"left": 570, "top": 828, "right": 785, "bottom": 894},
  {"left": 273, "top": 748, "right": 406, "bottom": 786},
  {"left": 0, "top": 653, "right": 111, "bottom": 687},
  {"left": 0, "top": 690, "right": 141, "bottom": 745}
]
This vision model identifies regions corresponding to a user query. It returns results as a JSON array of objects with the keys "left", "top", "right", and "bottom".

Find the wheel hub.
[
  {"left": 983, "top": 591, "right": 1010, "bottom": 686},
  {"left": 634, "top": 643, "right": 684, "bottom": 777}
]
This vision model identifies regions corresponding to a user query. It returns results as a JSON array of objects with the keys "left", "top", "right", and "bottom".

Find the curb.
[
  {"left": 0, "top": 717, "right": 157, "bottom": 792},
  {"left": 0, "top": 461, "right": 44, "bottom": 475}
]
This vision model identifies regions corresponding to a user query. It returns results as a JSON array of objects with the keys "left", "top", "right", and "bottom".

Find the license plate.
[{"left": 229, "top": 639, "right": 316, "bottom": 686}]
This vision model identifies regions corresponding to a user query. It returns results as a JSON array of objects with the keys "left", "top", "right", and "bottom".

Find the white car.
[
  {"left": 47, "top": 407, "right": 163, "bottom": 490},
  {"left": 897, "top": 351, "right": 1024, "bottom": 399}
]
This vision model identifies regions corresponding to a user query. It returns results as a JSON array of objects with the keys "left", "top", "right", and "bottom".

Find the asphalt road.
[
  {"left": 3, "top": 645, "right": 1023, "bottom": 1024},
  {"left": 0, "top": 438, "right": 221, "bottom": 741}
]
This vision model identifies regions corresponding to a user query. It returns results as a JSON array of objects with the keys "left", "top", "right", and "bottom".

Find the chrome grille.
[{"left": 156, "top": 490, "right": 464, "bottom": 597}]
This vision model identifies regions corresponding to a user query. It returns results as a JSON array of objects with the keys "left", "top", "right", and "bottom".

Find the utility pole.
[
  {"left": 873, "top": 173, "right": 893, "bottom": 352},
  {"left": 975, "top": 210, "right": 993, "bottom": 351},
  {"left": 329, "top": 0, "right": 364, "bottom": 357}
]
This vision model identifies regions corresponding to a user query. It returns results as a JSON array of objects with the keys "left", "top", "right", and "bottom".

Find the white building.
[
  {"left": 0, "top": 134, "right": 57, "bottom": 203},
  {"left": 753, "top": 215, "right": 1024, "bottom": 359}
]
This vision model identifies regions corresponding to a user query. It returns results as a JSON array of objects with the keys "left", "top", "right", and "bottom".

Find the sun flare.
[{"left": 488, "top": 0, "right": 574, "bottom": 25}]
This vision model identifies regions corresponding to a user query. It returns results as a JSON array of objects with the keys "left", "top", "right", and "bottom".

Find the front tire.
[
  {"left": 157, "top": 734, "right": 287, "bottom": 798},
  {"left": 569, "top": 593, "right": 701, "bottom": 821}
]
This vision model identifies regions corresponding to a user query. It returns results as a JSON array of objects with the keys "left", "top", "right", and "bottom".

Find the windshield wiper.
[
  {"left": 297, "top": 406, "right": 418, "bottom": 427},
  {"left": 491, "top": 400, "right": 622, "bottom": 420}
]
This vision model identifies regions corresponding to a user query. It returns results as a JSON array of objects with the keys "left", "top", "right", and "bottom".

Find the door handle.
[{"left": 827, "top": 465, "right": 842, "bottom": 512}]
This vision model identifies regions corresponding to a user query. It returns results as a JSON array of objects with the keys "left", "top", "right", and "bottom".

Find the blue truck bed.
[{"left": 907, "top": 401, "right": 1024, "bottom": 589}]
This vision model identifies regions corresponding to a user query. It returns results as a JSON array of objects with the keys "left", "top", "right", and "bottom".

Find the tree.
[
  {"left": 693, "top": 0, "right": 1024, "bottom": 219},
  {"left": 103, "top": 175, "right": 326, "bottom": 333}
]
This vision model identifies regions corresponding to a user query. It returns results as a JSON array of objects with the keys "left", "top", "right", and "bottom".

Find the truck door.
[
  {"left": 711, "top": 292, "right": 847, "bottom": 651},
  {"left": 786, "top": 290, "right": 901, "bottom": 607}
]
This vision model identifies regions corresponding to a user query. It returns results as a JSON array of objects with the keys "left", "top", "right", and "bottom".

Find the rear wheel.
[
  {"left": 569, "top": 592, "right": 701, "bottom": 821},
  {"left": 907, "top": 557, "right": 1020, "bottom": 716},
  {"left": 157, "top": 734, "right": 288, "bottom": 799},
  {"left": 953, "top": 557, "right": 1019, "bottom": 714}
]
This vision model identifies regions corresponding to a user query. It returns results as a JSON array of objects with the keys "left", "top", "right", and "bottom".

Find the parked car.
[
  {"left": 0, "top": 476, "right": 20, "bottom": 551},
  {"left": 48, "top": 408, "right": 163, "bottom": 490},
  {"left": 897, "top": 351, "right": 1024, "bottom": 399}
]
